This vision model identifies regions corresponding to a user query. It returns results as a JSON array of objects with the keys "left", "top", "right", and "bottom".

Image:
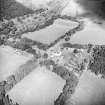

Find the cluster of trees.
[
  {"left": 0, "top": 80, "right": 19, "bottom": 105},
  {"left": 0, "top": 20, "right": 17, "bottom": 35},
  {"left": 0, "top": 7, "right": 58, "bottom": 41},
  {"left": 0, "top": 5, "right": 51, "bottom": 37},
  {"left": 53, "top": 65, "right": 78, "bottom": 105},
  {"left": 89, "top": 46, "right": 105, "bottom": 77},
  {"left": 0, "top": 91, "right": 19, "bottom": 105},
  {"left": 92, "top": 45, "right": 105, "bottom": 57},
  {"left": 0, "top": 18, "right": 35, "bottom": 37},
  {"left": 61, "top": 43, "right": 88, "bottom": 49}
]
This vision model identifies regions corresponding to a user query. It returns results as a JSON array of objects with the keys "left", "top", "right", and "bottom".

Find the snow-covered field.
[
  {"left": 0, "top": 45, "right": 65, "bottom": 105},
  {"left": 22, "top": 19, "right": 78, "bottom": 44},
  {"left": 69, "top": 70, "right": 105, "bottom": 105},
  {"left": 1, "top": 0, "right": 105, "bottom": 105},
  {"left": 0, "top": 46, "right": 32, "bottom": 82},
  {"left": 8, "top": 67, "right": 65, "bottom": 105},
  {"left": 70, "top": 18, "right": 105, "bottom": 45}
]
